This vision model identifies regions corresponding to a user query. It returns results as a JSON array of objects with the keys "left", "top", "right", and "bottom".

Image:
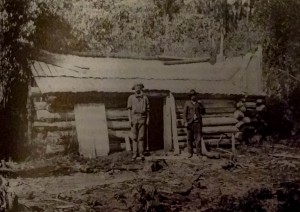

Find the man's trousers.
[
  {"left": 131, "top": 118, "right": 146, "bottom": 157},
  {"left": 187, "top": 122, "right": 202, "bottom": 155}
]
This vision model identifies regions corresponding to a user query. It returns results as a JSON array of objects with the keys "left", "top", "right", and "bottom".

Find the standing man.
[
  {"left": 127, "top": 83, "right": 150, "bottom": 160},
  {"left": 183, "top": 89, "right": 205, "bottom": 158}
]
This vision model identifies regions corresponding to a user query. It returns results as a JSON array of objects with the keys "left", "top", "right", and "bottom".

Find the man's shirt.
[
  {"left": 183, "top": 100, "right": 205, "bottom": 125},
  {"left": 127, "top": 94, "right": 150, "bottom": 118}
]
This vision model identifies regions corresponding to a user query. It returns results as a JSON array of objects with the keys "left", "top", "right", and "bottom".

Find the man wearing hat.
[
  {"left": 183, "top": 89, "right": 205, "bottom": 158},
  {"left": 127, "top": 83, "right": 150, "bottom": 160}
]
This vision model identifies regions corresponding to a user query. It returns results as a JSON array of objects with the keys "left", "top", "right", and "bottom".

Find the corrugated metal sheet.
[{"left": 30, "top": 47, "right": 264, "bottom": 95}]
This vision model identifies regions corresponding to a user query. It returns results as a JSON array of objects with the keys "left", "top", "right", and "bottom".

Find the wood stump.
[{"left": 0, "top": 176, "right": 17, "bottom": 211}]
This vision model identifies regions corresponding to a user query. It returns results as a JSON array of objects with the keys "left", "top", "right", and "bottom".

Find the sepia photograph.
[{"left": 0, "top": 0, "right": 300, "bottom": 211}]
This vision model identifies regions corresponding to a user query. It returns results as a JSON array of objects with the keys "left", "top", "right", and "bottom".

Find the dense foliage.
[
  {"left": 255, "top": 0, "right": 300, "bottom": 99},
  {"left": 29, "top": 0, "right": 260, "bottom": 57},
  {"left": 0, "top": 0, "right": 35, "bottom": 158}
]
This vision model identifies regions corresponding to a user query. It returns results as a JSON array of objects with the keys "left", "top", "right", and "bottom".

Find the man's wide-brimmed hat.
[
  {"left": 132, "top": 83, "right": 144, "bottom": 90},
  {"left": 188, "top": 89, "right": 198, "bottom": 96}
]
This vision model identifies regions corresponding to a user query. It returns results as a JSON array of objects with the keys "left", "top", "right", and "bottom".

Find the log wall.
[
  {"left": 29, "top": 85, "right": 265, "bottom": 155},
  {"left": 175, "top": 95, "right": 266, "bottom": 150},
  {"left": 30, "top": 87, "right": 130, "bottom": 155},
  {"left": 29, "top": 86, "right": 76, "bottom": 155},
  {"left": 174, "top": 97, "right": 240, "bottom": 149},
  {"left": 106, "top": 108, "right": 130, "bottom": 152}
]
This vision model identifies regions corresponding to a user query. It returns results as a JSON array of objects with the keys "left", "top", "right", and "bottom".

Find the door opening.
[{"left": 147, "top": 97, "right": 164, "bottom": 151}]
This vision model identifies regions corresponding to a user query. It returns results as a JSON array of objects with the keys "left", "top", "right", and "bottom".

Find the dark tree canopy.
[{"left": 0, "top": 0, "right": 33, "bottom": 159}]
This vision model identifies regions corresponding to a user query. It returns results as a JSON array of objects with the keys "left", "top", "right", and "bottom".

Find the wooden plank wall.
[
  {"left": 163, "top": 96, "right": 172, "bottom": 151},
  {"left": 74, "top": 103, "right": 110, "bottom": 157}
]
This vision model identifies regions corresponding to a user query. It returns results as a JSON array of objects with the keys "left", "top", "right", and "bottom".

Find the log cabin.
[{"left": 28, "top": 46, "right": 265, "bottom": 158}]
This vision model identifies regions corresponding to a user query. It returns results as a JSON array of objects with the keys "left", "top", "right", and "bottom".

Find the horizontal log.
[
  {"left": 49, "top": 104, "right": 74, "bottom": 112},
  {"left": 35, "top": 110, "right": 75, "bottom": 122},
  {"left": 178, "top": 139, "right": 238, "bottom": 147},
  {"left": 163, "top": 57, "right": 210, "bottom": 65},
  {"left": 175, "top": 99, "right": 236, "bottom": 108},
  {"left": 157, "top": 55, "right": 190, "bottom": 61},
  {"left": 245, "top": 102, "right": 256, "bottom": 108},
  {"left": 206, "top": 139, "right": 235, "bottom": 146},
  {"left": 203, "top": 133, "right": 233, "bottom": 139},
  {"left": 177, "top": 128, "right": 186, "bottom": 136},
  {"left": 30, "top": 87, "right": 42, "bottom": 98},
  {"left": 107, "top": 121, "right": 130, "bottom": 130},
  {"left": 204, "top": 126, "right": 239, "bottom": 134},
  {"left": 177, "top": 126, "right": 239, "bottom": 136},
  {"left": 108, "top": 130, "right": 130, "bottom": 139},
  {"left": 34, "top": 102, "right": 48, "bottom": 110},
  {"left": 178, "top": 135, "right": 186, "bottom": 142},
  {"left": 176, "top": 117, "right": 238, "bottom": 127},
  {"left": 176, "top": 103, "right": 236, "bottom": 111},
  {"left": 47, "top": 130, "right": 76, "bottom": 138},
  {"left": 176, "top": 113, "right": 234, "bottom": 119},
  {"left": 106, "top": 109, "right": 128, "bottom": 120},
  {"left": 176, "top": 107, "right": 235, "bottom": 116},
  {"left": 33, "top": 121, "right": 75, "bottom": 131},
  {"left": 203, "top": 113, "right": 234, "bottom": 118}
]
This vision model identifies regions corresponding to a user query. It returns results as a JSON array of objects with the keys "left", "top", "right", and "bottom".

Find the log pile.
[{"left": 234, "top": 97, "right": 267, "bottom": 144}]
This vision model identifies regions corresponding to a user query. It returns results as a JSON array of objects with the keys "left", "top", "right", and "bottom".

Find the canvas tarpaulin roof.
[{"left": 31, "top": 46, "right": 264, "bottom": 95}]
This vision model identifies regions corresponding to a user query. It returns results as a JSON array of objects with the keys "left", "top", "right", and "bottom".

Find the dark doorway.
[{"left": 147, "top": 97, "right": 164, "bottom": 151}]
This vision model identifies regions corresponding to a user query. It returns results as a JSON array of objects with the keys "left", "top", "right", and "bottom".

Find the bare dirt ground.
[{"left": 4, "top": 141, "right": 300, "bottom": 212}]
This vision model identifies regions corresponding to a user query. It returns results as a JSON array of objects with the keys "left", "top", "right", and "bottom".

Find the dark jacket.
[{"left": 183, "top": 100, "right": 205, "bottom": 125}]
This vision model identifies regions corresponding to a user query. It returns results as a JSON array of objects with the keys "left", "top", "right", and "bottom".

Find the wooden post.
[
  {"left": 125, "top": 136, "right": 131, "bottom": 152},
  {"left": 231, "top": 133, "right": 236, "bottom": 154},
  {"left": 169, "top": 93, "right": 180, "bottom": 155},
  {"left": 163, "top": 96, "right": 172, "bottom": 151}
]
